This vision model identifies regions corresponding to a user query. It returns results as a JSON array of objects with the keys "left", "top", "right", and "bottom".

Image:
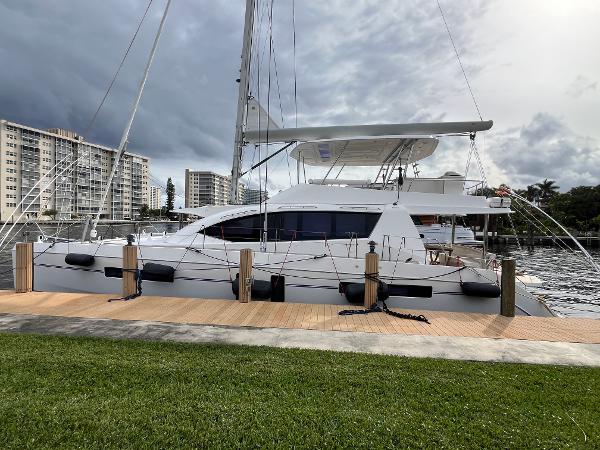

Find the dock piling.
[
  {"left": 501, "top": 257, "right": 516, "bottom": 317},
  {"left": 364, "top": 242, "right": 379, "bottom": 308},
  {"left": 239, "top": 248, "right": 253, "bottom": 303},
  {"left": 15, "top": 242, "right": 33, "bottom": 293},
  {"left": 122, "top": 242, "right": 138, "bottom": 298}
]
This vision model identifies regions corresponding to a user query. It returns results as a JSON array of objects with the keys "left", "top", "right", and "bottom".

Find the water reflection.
[{"left": 493, "top": 244, "right": 600, "bottom": 318}]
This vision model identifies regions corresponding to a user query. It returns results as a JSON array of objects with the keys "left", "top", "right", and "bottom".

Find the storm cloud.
[
  {"left": 489, "top": 113, "right": 600, "bottom": 189},
  {"left": 0, "top": 0, "right": 598, "bottom": 198}
]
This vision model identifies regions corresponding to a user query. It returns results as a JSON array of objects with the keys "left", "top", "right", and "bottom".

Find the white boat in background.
[{"left": 417, "top": 223, "right": 478, "bottom": 246}]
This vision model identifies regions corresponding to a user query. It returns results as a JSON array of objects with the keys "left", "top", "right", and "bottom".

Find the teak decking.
[{"left": 0, "top": 290, "right": 598, "bottom": 344}]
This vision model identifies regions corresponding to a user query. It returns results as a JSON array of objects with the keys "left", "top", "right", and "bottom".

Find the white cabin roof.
[
  {"left": 176, "top": 205, "right": 238, "bottom": 217},
  {"left": 269, "top": 184, "right": 510, "bottom": 215},
  {"left": 175, "top": 184, "right": 511, "bottom": 221}
]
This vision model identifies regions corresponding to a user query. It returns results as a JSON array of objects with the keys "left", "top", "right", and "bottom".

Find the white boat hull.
[{"left": 20, "top": 240, "right": 554, "bottom": 317}]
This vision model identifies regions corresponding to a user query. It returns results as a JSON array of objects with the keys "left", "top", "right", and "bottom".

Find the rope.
[
  {"left": 339, "top": 300, "right": 430, "bottom": 324},
  {"left": 325, "top": 237, "right": 342, "bottom": 284},
  {"left": 174, "top": 233, "right": 199, "bottom": 270},
  {"left": 510, "top": 198, "right": 573, "bottom": 253},
  {"left": 277, "top": 231, "right": 296, "bottom": 278},
  {"left": 221, "top": 226, "right": 233, "bottom": 281},
  {"left": 92, "top": 241, "right": 104, "bottom": 257},
  {"left": 506, "top": 211, "right": 522, "bottom": 251},
  {"left": 436, "top": 0, "right": 483, "bottom": 120},
  {"left": 84, "top": 0, "right": 154, "bottom": 137},
  {"left": 108, "top": 269, "right": 142, "bottom": 302},
  {"left": 0, "top": 241, "right": 59, "bottom": 278}
]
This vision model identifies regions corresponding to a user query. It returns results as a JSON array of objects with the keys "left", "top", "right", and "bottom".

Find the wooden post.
[
  {"left": 364, "top": 245, "right": 379, "bottom": 308},
  {"left": 15, "top": 242, "right": 33, "bottom": 293},
  {"left": 501, "top": 257, "right": 516, "bottom": 317},
  {"left": 239, "top": 248, "right": 252, "bottom": 303},
  {"left": 122, "top": 244, "right": 138, "bottom": 297}
]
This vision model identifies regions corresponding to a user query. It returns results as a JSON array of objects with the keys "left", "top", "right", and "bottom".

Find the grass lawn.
[{"left": 0, "top": 333, "right": 598, "bottom": 449}]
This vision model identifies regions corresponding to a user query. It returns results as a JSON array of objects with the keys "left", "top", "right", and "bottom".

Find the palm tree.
[
  {"left": 526, "top": 185, "right": 540, "bottom": 202},
  {"left": 535, "top": 179, "right": 559, "bottom": 207},
  {"left": 515, "top": 185, "right": 540, "bottom": 202}
]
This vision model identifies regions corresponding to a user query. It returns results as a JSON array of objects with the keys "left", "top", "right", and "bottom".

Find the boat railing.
[
  {"left": 464, "top": 179, "right": 487, "bottom": 196},
  {"left": 380, "top": 233, "right": 497, "bottom": 269}
]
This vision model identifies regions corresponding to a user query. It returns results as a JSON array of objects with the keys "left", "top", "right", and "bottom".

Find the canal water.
[{"left": 0, "top": 222, "right": 598, "bottom": 318}]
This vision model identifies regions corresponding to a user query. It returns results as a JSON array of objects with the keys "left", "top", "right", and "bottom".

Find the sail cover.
[{"left": 290, "top": 137, "right": 438, "bottom": 166}]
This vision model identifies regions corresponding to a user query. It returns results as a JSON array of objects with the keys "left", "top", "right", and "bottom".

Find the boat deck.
[{"left": 0, "top": 290, "right": 598, "bottom": 344}]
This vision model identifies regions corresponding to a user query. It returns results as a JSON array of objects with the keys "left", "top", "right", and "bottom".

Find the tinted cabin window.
[
  {"left": 334, "top": 213, "right": 380, "bottom": 239},
  {"left": 203, "top": 211, "right": 380, "bottom": 242},
  {"left": 205, "top": 215, "right": 261, "bottom": 241},
  {"left": 298, "top": 212, "right": 331, "bottom": 240},
  {"left": 411, "top": 216, "right": 423, "bottom": 225}
]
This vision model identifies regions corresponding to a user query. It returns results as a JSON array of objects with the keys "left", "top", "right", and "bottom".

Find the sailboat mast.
[
  {"left": 89, "top": 0, "right": 172, "bottom": 237},
  {"left": 230, "top": 0, "right": 256, "bottom": 204}
]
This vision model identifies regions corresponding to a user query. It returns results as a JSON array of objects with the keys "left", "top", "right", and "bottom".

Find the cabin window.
[
  {"left": 297, "top": 212, "right": 331, "bottom": 240},
  {"left": 334, "top": 213, "right": 379, "bottom": 239},
  {"left": 205, "top": 215, "right": 261, "bottom": 242},
  {"left": 411, "top": 216, "right": 423, "bottom": 225},
  {"left": 203, "top": 211, "right": 381, "bottom": 242}
]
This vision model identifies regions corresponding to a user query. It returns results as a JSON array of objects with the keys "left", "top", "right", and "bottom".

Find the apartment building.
[
  {"left": 149, "top": 185, "right": 162, "bottom": 210},
  {"left": 0, "top": 119, "right": 150, "bottom": 221},
  {"left": 243, "top": 188, "right": 267, "bottom": 205},
  {"left": 184, "top": 170, "right": 245, "bottom": 207}
]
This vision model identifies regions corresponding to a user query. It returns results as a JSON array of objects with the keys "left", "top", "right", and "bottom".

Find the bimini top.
[{"left": 290, "top": 137, "right": 437, "bottom": 166}]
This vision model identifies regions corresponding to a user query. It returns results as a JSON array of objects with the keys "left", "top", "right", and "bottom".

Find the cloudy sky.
[{"left": 0, "top": 0, "right": 598, "bottom": 203}]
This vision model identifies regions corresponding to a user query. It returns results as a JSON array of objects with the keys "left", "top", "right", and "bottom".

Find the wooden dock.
[{"left": 0, "top": 290, "right": 598, "bottom": 344}]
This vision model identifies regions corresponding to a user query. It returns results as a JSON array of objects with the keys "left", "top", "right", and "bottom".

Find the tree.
[
  {"left": 149, "top": 208, "right": 162, "bottom": 218},
  {"left": 513, "top": 185, "right": 539, "bottom": 202},
  {"left": 549, "top": 185, "right": 600, "bottom": 232},
  {"left": 42, "top": 209, "right": 58, "bottom": 220},
  {"left": 139, "top": 204, "right": 150, "bottom": 219},
  {"left": 535, "top": 179, "right": 559, "bottom": 207},
  {"left": 525, "top": 185, "right": 540, "bottom": 202},
  {"left": 166, "top": 177, "right": 175, "bottom": 219}
]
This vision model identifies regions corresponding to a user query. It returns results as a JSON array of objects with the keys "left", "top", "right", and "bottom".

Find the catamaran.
[{"left": 11, "top": 0, "right": 570, "bottom": 317}]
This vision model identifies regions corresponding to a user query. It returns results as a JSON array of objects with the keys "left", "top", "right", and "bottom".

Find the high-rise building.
[
  {"left": 149, "top": 185, "right": 162, "bottom": 210},
  {"left": 0, "top": 119, "right": 150, "bottom": 221},
  {"left": 184, "top": 170, "right": 243, "bottom": 207},
  {"left": 243, "top": 188, "right": 267, "bottom": 204}
]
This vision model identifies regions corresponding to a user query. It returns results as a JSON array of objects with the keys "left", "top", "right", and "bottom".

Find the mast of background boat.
[
  {"left": 230, "top": 0, "right": 256, "bottom": 204},
  {"left": 86, "top": 0, "right": 172, "bottom": 241}
]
